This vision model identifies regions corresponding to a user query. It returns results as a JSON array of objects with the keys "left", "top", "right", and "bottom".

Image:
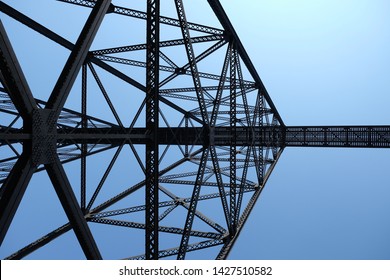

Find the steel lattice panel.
[
  {"left": 0, "top": 0, "right": 389, "bottom": 260},
  {"left": 0, "top": 0, "right": 284, "bottom": 259}
]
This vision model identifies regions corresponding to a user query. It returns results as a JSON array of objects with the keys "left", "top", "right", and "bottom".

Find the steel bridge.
[{"left": 0, "top": 0, "right": 389, "bottom": 259}]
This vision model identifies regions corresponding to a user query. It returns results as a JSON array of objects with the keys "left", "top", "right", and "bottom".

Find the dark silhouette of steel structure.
[{"left": 0, "top": 0, "right": 389, "bottom": 260}]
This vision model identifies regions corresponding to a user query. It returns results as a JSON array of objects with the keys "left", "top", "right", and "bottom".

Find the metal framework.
[{"left": 0, "top": 0, "right": 389, "bottom": 260}]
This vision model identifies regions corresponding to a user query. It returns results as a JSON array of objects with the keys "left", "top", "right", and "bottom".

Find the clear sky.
[
  {"left": 1, "top": 0, "right": 390, "bottom": 260},
  {"left": 223, "top": 0, "right": 390, "bottom": 259}
]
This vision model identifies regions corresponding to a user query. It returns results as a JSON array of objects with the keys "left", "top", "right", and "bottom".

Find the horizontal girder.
[
  {"left": 2, "top": 126, "right": 390, "bottom": 148},
  {"left": 284, "top": 126, "right": 390, "bottom": 148}
]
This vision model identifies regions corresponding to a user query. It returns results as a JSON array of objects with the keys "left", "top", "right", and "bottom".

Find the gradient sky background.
[
  {"left": 1, "top": 0, "right": 390, "bottom": 260},
  {"left": 224, "top": 0, "right": 390, "bottom": 259}
]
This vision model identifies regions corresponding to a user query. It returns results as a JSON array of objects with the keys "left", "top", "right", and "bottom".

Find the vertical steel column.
[
  {"left": 184, "top": 116, "right": 189, "bottom": 157},
  {"left": 210, "top": 46, "right": 230, "bottom": 127},
  {"left": 255, "top": 91, "right": 265, "bottom": 185},
  {"left": 209, "top": 146, "right": 230, "bottom": 229},
  {"left": 81, "top": 64, "right": 87, "bottom": 212},
  {"left": 236, "top": 53, "right": 251, "bottom": 127},
  {"left": 229, "top": 43, "right": 237, "bottom": 236},
  {"left": 145, "top": 0, "right": 160, "bottom": 260}
]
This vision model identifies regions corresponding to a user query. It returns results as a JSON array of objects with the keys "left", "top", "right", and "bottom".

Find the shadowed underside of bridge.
[{"left": 0, "top": 0, "right": 389, "bottom": 260}]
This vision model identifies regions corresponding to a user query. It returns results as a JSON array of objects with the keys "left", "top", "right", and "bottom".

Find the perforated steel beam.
[
  {"left": 284, "top": 126, "right": 390, "bottom": 148},
  {"left": 229, "top": 43, "right": 238, "bottom": 236},
  {"left": 174, "top": 0, "right": 209, "bottom": 126},
  {"left": 3, "top": 126, "right": 390, "bottom": 148},
  {"left": 145, "top": 0, "right": 160, "bottom": 260}
]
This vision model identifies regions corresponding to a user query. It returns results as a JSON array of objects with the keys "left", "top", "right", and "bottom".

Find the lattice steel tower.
[{"left": 0, "top": 0, "right": 389, "bottom": 259}]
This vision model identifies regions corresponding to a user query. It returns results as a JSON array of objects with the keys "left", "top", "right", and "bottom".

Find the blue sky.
[
  {"left": 224, "top": 0, "right": 390, "bottom": 259},
  {"left": 1, "top": 0, "right": 390, "bottom": 260}
]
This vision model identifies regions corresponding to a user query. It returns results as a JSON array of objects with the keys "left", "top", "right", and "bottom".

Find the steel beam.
[
  {"left": 2, "top": 0, "right": 390, "bottom": 261},
  {"left": 229, "top": 44, "right": 238, "bottom": 236},
  {"left": 58, "top": 0, "right": 224, "bottom": 35},
  {"left": 0, "top": 20, "right": 36, "bottom": 120},
  {"left": 207, "top": 0, "right": 285, "bottom": 127},
  {"left": 174, "top": 0, "right": 209, "bottom": 126},
  {"left": 89, "top": 149, "right": 203, "bottom": 215},
  {"left": 0, "top": 2, "right": 73, "bottom": 52},
  {"left": 0, "top": 2, "right": 211, "bottom": 125},
  {"left": 0, "top": 153, "right": 35, "bottom": 246},
  {"left": 45, "top": 0, "right": 111, "bottom": 118},
  {"left": 3, "top": 126, "right": 390, "bottom": 148},
  {"left": 209, "top": 146, "right": 230, "bottom": 230},
  {"left": 126, "top": 239, "right": 224, "bottom": 260},
  {"left": 216, "top": 148, "right": 284, "bottom": 260},
  {"left": 92, "top": 34, "right": 225, "bottom": 55},
  {"left": 177, "top": 147, "right": 209, "bottom": 260},
  {"left": 285, "top": 126, "right": 390, "bottom": 148},
  {"left": 80, "top": 64, "right": 87, "bottom": 211},
  {"left": 45, "top": 156, "right": 102, "bottom": 259},
  {"left": 145, "top": 0, "right": 160, "bottom": 260},
  {"left": 86, "top": 144, "right": 124, "bottom": 211},
  {"left": 92, "top": 57, "right": 203, "bottom": 123},
  {"left": 210, "top": 46, "right": 230, "bottom": 127},
  {"left": 87, "top": 63, "right": 123, "bottom": 127},
  {"left": 5, "top": 223, "right": 72, "bottom": 260},
  {"left": 0, "top": 19, "right": 37, "bottom": 246}
]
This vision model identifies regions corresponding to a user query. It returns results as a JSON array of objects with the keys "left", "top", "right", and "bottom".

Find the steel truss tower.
[{"left": 0, "top": 0, "right": 389, "bottom": 260}]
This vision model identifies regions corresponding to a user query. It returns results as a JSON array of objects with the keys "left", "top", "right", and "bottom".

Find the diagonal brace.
[
  {"left": 45, "top": 0, "right": 112, "bottom": 118},
  {"left": 0, "top": 19, "right": 36, "bottom": 120},
  {"left": 177, "top": 147, "right": 209, "bottom": 260},
  {"left": 46, "top": 156, "right": 102, "bottom": 259}
]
